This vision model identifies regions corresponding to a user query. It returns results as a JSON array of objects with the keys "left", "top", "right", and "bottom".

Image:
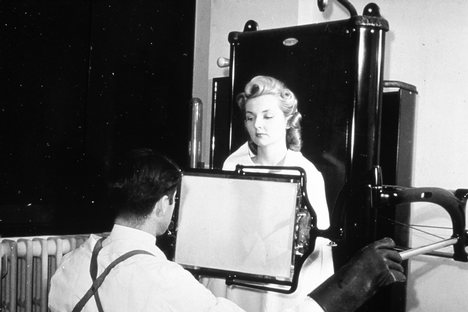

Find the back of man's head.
[{"left": 108, "top": 148, "right": 181, "bottom": 222}]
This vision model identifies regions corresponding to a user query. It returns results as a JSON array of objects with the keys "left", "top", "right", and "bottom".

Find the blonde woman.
[{"left": 205, "top": 76, "right": 335, "bottom": 312}]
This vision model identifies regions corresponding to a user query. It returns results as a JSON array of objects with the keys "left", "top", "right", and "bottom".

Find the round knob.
[{"left": 217, "top": 57, "right": 230, "bottom": 68}]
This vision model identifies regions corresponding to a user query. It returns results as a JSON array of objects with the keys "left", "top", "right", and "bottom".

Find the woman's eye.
[
  {"left": 264, "top": 115, "right": 274, "bottom": 119},
  {"left": 246, "top": 116, "right": 253, "bottom": 121}
]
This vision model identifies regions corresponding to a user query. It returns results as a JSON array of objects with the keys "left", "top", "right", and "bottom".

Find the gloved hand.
[{"left": 309, "top": 237, "right": 406, "bottom": 312}]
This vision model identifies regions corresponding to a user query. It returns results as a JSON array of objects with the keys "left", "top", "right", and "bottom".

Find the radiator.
[{"left": 0, "top": 234, "right": 94, "bottom": 312}]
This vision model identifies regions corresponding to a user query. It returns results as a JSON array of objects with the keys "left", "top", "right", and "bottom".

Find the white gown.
[{"left": 201, "top": 142, "right": 334, "bottom": 312}]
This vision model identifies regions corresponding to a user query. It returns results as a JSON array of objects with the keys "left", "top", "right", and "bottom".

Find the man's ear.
[{"left": 154, "top": 195, "right": 170, "bottom": 217}]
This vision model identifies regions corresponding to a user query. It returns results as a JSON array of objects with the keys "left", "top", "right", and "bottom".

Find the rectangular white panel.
[{"left": 174, "top": 174, "right": 298, "bottom": 279}]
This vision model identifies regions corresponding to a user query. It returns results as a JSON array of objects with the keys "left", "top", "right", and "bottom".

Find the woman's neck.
[{"left": 254, "top": 143, "right": 288, "bottom": 165}]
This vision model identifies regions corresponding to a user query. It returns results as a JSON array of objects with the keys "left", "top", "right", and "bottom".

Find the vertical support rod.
[
  {"left": 189, "top": 98, "right": 203, "bottom": 168},
  {"left": 346, "top": 13, "right": 388, "bottom": 249}
]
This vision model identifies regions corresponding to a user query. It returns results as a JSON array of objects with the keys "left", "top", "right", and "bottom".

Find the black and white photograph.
[{"left": 1, "top": 1, "right": 467, "bottom": 311}]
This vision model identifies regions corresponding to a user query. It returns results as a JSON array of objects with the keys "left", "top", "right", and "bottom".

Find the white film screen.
[{"left": 174, "top": 174, "right": 298, "bottom": 279}]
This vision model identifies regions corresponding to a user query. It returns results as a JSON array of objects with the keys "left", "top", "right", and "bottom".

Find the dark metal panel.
[
  {"left": 375, "top": 83, "right": 417, "bottom": 312},
  {"left": 227, "top": 19, "right": 357, "bottom": 212}
]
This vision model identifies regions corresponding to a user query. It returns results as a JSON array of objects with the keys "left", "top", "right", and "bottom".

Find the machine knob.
[{"left": 217, "top": 57, "right": 230, "bottom": 68}]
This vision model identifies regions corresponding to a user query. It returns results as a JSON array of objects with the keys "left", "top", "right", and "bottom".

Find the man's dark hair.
[{"left": 108, "top": 148, "right": 181, "bottom": 221}]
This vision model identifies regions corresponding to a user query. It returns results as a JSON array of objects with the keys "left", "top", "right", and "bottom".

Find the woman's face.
[{"left": 244, "top": 94, "right": 288, "bottom": 149}]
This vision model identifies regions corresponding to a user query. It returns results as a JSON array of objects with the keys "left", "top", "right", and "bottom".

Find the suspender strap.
[
  {"left": 90, "top": 237, "right": 105, "bottom": 280},
  {"left": 72, "top": 237, "right": 154, "bottom": 312},
  {"left": 90, "top": 237, "right": 105, "bottom": 312}
]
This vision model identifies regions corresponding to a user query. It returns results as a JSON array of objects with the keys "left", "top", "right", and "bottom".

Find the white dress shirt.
[{"left": 49, "top": 225, "right": 244, "bottom": 312}]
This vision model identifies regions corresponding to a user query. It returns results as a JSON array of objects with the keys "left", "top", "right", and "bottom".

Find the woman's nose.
[{"left": 254, "top": 117, "right": 263, "bottom": 129}]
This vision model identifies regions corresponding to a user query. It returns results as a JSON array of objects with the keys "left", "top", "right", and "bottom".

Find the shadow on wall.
[{"left": 406, "top": 255, "right": 467, "bottom": 311}]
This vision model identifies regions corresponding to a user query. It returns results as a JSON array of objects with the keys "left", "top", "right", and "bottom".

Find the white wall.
[{"left": 193, "top": 1, "right": 468, "bottom": 311}]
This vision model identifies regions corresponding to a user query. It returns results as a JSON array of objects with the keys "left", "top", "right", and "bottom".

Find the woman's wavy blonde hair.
[{"left": 236, "top": 75, "right": 302, "bottom": 152}]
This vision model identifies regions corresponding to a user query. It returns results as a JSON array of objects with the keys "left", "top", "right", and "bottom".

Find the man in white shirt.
[{"left": 48, "top": 148, "right": 405, "bottom": 312}]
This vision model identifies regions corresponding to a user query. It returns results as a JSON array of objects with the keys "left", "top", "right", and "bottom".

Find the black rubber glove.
[{"left": 309, "top": 237, "right": 406, "bottom": 312}]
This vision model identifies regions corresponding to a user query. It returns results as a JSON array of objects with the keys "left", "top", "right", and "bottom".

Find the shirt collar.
[{"left": 110, "top": 224, "right": 157, "bottom": 246}]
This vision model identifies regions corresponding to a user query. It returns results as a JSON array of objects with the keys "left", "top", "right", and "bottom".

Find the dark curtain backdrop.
[{"left": 0, "top": 0, "right": 195, "bottom": 236}]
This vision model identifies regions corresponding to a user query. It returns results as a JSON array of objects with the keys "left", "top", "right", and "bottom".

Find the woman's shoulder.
[
  {"left": 223, "top": 142, "right": 252, "bottom": 170},
  {"left": 286, "top": 150, "right": 320, "bottom": 172}
]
